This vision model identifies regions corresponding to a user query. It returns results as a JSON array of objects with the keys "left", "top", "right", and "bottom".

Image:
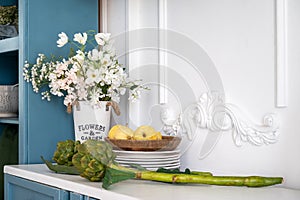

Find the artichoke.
[
  {"left": 52, "top": 140, "right": 79, "bottom": 166},
  {"left": 72, "top": 140, "right": 115, "bottom": 181},
  {"left": 43, "top": 139, "right": 283, "bottom": 189}
]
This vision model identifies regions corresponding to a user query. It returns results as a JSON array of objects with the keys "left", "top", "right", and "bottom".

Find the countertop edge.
[
  {"left": 4, "top": 164, "right": 300, "bottom": 200},
  {"left": 4, "top": 164, "right": 139, "bottom": 200}
]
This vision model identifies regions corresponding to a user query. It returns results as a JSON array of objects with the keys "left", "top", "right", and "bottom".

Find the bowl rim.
[{"left": 105, "top": 136, "right": 181, "bottom": 151}]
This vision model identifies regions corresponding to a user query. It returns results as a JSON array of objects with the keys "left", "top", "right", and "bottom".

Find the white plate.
[
  {"left": 115, "top": 155, "right": 180, "bottom": 162},
  {"left": 123, "top": 165, "right": 180, "bottom": 171},
  {"left": 114, "top": 149, "right": 180, "bottom": 155},
  {"left": 147, "top": 167, "right": 179, "bottom": 171},
  {"left": 120, "top": 163, "right": 180, "bottom": 169},
  {"left": 145, "top": 166, "right": 181, "bottom": 171},
  {"left": 116, "top": 159, "right": 180, "bottom": 165},
  {"left": 113, "top": 149, "right": 180, "bottom": 159}
]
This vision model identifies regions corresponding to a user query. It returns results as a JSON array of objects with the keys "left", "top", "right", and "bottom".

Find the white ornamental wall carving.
[{"left": 161, "top": 92, "right": 280, "bottom": 147}]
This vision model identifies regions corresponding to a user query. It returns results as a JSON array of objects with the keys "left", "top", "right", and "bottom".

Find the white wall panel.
[{"left": 107, "top": 0, "right": 300, "bottom": 189}]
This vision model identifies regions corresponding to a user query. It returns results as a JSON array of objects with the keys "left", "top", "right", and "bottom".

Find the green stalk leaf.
[
  {"left": 127, "top": 164, "right": 147, "bottom": 171},
  {"left": 102, "top": 167, "right": 135, "bottom": 189},
  {"left": 41, "top": 156, "right": 81, "bottom": 175},
  {"left": 156, "top": 168, "right": 213, "bottom": 176}
]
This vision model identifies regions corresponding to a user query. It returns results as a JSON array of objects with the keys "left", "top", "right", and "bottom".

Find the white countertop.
[{"left": 4, "top": 164, "right": 300, "bottom": 200}]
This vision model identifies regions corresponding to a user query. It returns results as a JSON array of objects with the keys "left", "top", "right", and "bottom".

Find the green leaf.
[
  {"left": 156, "top": 168, "right": 213, "bottom": 176},
  {"left": 102, "top": 168, "right": 135, "bottom": 189},
  {"left": 156, "top": 168, "right": 187, "bottom": 174},
  {"left": 69, "top": 47, "right": 75, "bottom": 58},
  {"left": 130, "top": 85, "right": 138, "bottom": 90},
  {"left": 41, "top": 156, "right": 81, "bottom": 175}
]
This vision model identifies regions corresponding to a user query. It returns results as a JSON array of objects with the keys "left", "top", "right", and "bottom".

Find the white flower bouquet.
[{"left": 23, "top": 31, "right": 146, "bottom": 110}]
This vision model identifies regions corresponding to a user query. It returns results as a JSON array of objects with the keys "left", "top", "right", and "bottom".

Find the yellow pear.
[
  {"left": 108, "top": 125, "right": 134, "bottom": 140},
  {"left": 133, "top": 125, "right": 162, "bottom": 140}
]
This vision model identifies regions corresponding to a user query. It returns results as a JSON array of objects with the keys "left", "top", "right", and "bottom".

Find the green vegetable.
[
  {"left": 52, "top": 140, "right": 79, "bottom": 166},
  {"left": 72, "top": 140, "right": 113, "bottom": 181},
  {"left": 42, "top": 139, "right": 284, "bottom": 189},
  {"left": 133, "top": 171, "right": 283, "bottom": 187},
  {"left": 156, "top": 168, "right": 213, "bottom": 176}
]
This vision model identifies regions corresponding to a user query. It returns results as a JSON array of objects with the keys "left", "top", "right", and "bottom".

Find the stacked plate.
[{"left": 114, "top": 149, "right": 181, "bottom": 171}]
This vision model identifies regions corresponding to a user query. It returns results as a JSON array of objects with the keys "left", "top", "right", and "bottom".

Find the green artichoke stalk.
[{"left": 42, "top": 140, "right": 283, "bottom": 189}]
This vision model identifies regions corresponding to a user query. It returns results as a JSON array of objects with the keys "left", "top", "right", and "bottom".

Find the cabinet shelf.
[
  {"left": 0, "top": 117, "right": 19, "bottom": 124},
  {"left": 0, "top": 36, "right": 19, "bottom": 53}
]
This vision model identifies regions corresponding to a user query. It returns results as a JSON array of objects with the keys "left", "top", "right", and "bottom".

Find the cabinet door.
[
  {"left": 4, "top": 174, "right": 69, "bottom": 200},
  {"left": 70, "top": 192, "right": 84, "bottom": 200},
  {"left": 70, "top": 192, "right": 100, "bottom": 200},
  {"left": 19, "top": 0, "right": 99, "bottom": 164}
]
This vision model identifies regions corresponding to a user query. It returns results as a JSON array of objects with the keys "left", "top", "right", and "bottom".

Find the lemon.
[
  {"left": 108, "top": 125, "right": 134, "bottom": 140},
  {"left": 133, "top": 125, "right": 162, "bottom": 140}
]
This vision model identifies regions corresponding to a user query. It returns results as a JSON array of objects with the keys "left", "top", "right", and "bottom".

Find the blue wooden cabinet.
[
  {"left": 70, "top": 192, "right": 98, "bottom": 200},
  {"left": 0, "top": 0, "right": 98, "bottom": 164},
  {"left": 5, "top": 174, "right": 100, "bottom": 200},
  {"left": 18, "top": 0, "right": 98, "bottom": 164},
  {"left": 5, "top": 174, "right": 69, "bottom": 200},
  {"left": 1, "top": 0, "right": 98, "bottom": 199}
]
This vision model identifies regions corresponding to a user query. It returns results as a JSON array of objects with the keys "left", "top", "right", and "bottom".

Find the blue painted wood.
[
  {"left": 18, "top": 0, "right": 98, "bottom": 164},
  {"left": 70, "top": 193, "right": 100, "bottom": 200},
  {"left": 4, "top": 174, "right": 69, "bottom": 200},
  {"left": 70, "top": 192, "right": 84, "bottom": 200},
  {"left": 0, "top": 37, "right": 19, "bottom": 53},
  {"left": 86, "top": 197, "right": 99, "bottom": 200},
  {"left": 0, "top": 118, "right": 18, "bottom": 124},
  {"left": 0, "top": 0, "right": 16, "bottom": 6}
]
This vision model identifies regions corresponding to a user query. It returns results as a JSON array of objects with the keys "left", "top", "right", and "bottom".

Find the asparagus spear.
[
  {"left": 42, "top": 140, "right": 283, "bottom": 189},
  {"left": 102, "top": 166, "right": 283, "bottom": 189},
  {"left": 135, "top": 171, "right": 282, "bottom": 187}
]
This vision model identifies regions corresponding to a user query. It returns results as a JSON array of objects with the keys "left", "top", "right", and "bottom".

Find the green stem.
[
  {"left": 136, "top": 171, "right": 283, "bottom": 187},
  {"left": 103, "top": 164, "right": 282, "bottom": 189},
  {"left": 190, "top": 171, "right": 213, "bottom": 176}
]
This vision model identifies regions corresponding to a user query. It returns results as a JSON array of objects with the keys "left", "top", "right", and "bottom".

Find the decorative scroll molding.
[
  {"left": 161, "top": 106, "right": 182, "bottom": 137},
  {"left": 276, "top": 0, "right": 288, "bottom": 107},
  {"left": 161, "top": 92, "right": 280, "bottom": 147}
]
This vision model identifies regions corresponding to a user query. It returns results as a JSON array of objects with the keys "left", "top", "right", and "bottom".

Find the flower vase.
[{"left": 72, "top": 101, "right": 111, "bottom": 143}]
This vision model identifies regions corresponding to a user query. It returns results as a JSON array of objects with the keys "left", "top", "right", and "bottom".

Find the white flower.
[
  {"left": 64, "top": 94, "right": 76, "bottom": 106},
  {"left": 54, "top": 60, "right": 69, "bottom": 75},
  {"left": 23, "top": 31, "right": 147, "bottom": 107},
  {"left": 102, "top": 42, "right": 115, "bottom": 54},
  {"left": 129, "top": 89, "right": 141, "bottom": 102},
  {"left": 119, "top": 87, "right": 126, "bottom": 95},
  {"left": 72, "top": 50, "right": 85, "bottom": 65},
  {"left": 87, "top": 49, "right": 101, "bottom": 61},
  {"left": 101, "top": 54, "right": 112, "bottom": 66},
  {"left": 85, "top": 68, "right": 101, "bottom": 85},
  {"left": 95, "top": 33, "right": 111, "bottom": 45},
  {"left": 89, "top": 90, "right": 101, "bottom": 106},
  {"left": 57, "top": 32, "right": 68, "bottom": 47},
  {"left": 77, "top": 89, "right": 88, "bottom": 100},
  {"left": 73, "top": 32, "right": 88, "bottom": 45}
]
